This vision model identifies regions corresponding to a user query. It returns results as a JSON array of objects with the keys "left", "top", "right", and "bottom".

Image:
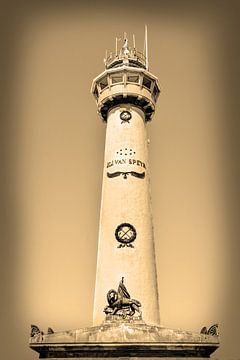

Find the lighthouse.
[
  {"left": 29, "top": 29, "right": 219, "bottom": 359},
  {"left": 91, "top": 29, "right": 160, "bottom": 326}
]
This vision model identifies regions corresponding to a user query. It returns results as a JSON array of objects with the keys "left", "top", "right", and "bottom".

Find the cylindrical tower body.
[{"left": 91, "top": 37, "right": 160, "bottom": 326}]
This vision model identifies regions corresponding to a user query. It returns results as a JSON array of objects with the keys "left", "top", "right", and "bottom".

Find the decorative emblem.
[
  {"left": 30, "top": 324, "right": 44, "bottom": 342},
  {"left": 200, "top": 326, "right": 208, "bottom": 334},
  {"left": 104, "top": 277, "right": 142, "bottom": 319},
  {"left": 120, "top": 110, "right": 131, "bottom": 123},
  {"left": 116, "top": 148, "right": 135, "bottom": 156},
  {"left": 107, "top": 171, "right": 145, "bottom": 179},
  {"left": 200, "top": 324, "right": 219, "bottom": 336},
  {"left": 207, "top": 324, "right": 219, "bottom": 336},
  {"left": 30, "top": 324, "right": 41, "bottom": 337},
  {"left": 47, "top": 327, "right": 54, "bottom": 334},
  {"left": 115, "top": 223, "right": 136, "bottom": 247}
]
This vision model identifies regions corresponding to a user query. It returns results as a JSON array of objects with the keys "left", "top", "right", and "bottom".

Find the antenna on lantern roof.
[
  {"left": 103, "top": 49, "right": 108, "bottom": 65},
  {"left": 104, "top": 28, "right": 149, "bottom": 69},
  {"left": 144, "top": 24, "right": 149, "bottom": 70},
  {"left": 115, "top": 37, "right": 121, "bottom": 56},
  {"left": 133, "top": 34, "right": 136, "bottom": 49}
]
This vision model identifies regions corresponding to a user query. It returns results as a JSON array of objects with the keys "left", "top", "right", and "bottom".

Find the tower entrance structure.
[{"left": 29, "top": 30, "right": 219, "bottom": 359}]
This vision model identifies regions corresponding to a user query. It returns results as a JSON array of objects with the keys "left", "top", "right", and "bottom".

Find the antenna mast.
[
  {"left": 145, "top": 25, "right": 149, "bottom": 70},
  {"left": 133, "top": 34, "right": 136, "bottom": 49}
]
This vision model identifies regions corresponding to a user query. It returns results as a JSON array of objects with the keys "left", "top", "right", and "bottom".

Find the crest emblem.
[
  {"left": 120, "top": 111, "right": 132, "bottom": 123},
  {"left": 115, "top": 223, "right": 136, "bottom": 247}
]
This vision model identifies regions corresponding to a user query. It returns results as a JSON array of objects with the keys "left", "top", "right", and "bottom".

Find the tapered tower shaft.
[{"left": 91, "top": 33, "right": 160, "bottom": 325}]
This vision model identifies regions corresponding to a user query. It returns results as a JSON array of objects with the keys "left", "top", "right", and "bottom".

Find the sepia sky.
[{"left": 1, "top": 1, "right": 240, "bottom": 359}]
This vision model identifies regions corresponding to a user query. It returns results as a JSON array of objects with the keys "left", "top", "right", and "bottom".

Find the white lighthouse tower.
[
  {"left": 29, "top": 29, "right": 219, "bottom": 359},
  {"left": 91, "top": 29, "right": 160, "bottom": 326}
]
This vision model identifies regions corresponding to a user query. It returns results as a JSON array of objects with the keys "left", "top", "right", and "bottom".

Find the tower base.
[{"left": 29, "top": 319, "right": 219, "bottom": 358}]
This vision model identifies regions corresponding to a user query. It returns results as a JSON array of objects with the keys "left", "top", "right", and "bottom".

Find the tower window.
[
  {"left": 93, "top": 85, "right": 99, "bottom": 98},
  {"left": 152, "top": 84, "right": 159, "bottom": 101},
  {"left": 111, "top": 75, "right": 123, "bottom": 84},
  {"left": 99, "top": 76, "right": 108, "bottom": 90},
  {"left": 142, "top": 76, "right": 152, "bottom": 90},
  {"left": 127, "top": 74, "right": 139, "bottom": 83}
]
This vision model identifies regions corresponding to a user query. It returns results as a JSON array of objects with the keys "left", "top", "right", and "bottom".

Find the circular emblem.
[
  {"left": 115, "top": 223, "right": 136, "bottom": 247},
  {"left": 120, "top": 111, "right": 132, "bottom": 122}
]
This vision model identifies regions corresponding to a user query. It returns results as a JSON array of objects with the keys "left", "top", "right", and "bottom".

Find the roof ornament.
[
  {"left": 122, "top": 39, "right": 130, "bottom": 56},
  {"left": 122, "top": 32, "right": 130, "bottom": 57}
]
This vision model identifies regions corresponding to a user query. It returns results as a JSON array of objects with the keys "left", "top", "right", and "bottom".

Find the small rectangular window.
[
  {"left": 93, "top": 85, "right": 99, "bottom": 98},
  {"left": 142, "top": 76, "right": 152, "bottom": 90},
  {"left": 99, "top": 76, "right": 108, "bottom": 90},
  {"left": 127, "top": 74, "right": 139, "bottom": 83},
  {"left": 152, "top": 84, "right": 159, "bottom": 100},
  {"left": 111, "top": 75, "right": 123, "bottom": 84}
]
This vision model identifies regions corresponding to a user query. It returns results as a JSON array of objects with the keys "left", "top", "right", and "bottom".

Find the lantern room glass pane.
[
  {"left": 111, "top": 75, "right": 123, "bottom": 84},
  {"left": 93, "top": 85, "right": 99, "bottom": 98},
  {"left": 152, "top": 84, "right": 159, "bottom": 101},
  {"left": 127, "top": 74, "right": 139, "bottom": 83},
  {"left": 142, "top": 76, "right": 152, "bottom": 90},
  {"left": 99, "top": 76, "right": 108, "bottom": 90}
]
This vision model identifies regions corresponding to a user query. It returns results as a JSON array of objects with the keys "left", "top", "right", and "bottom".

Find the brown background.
[{"left": 0, "top": 1, "right": 240, "bottom": 359}]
